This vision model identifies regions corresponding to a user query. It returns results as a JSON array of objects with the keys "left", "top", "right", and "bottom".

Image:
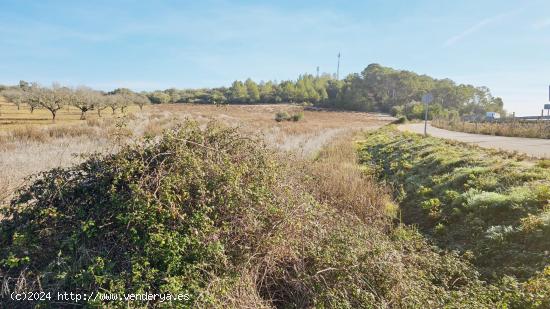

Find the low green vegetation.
[
  {"left": 274, "top": 111, "right": 304, "bottom": 122},
  {"left": 358, "top": 127, "right": 550, "bottom": 297},
  {"left": 2, "top": 121, "right": 540, "bottom": 308}
]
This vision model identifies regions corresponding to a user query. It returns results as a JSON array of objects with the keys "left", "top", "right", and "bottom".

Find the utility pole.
[
  {"left": 424, "top": 104, "right": 429, "bottom": 136},
  {"left": 336, "top": 52, "right": 341, "bottom": 80},
  {"left": 422, "top": 93, "right": 433, "bottom": 136},
  {"left": 316, "top": 66, "right": 319, "bottom": 78}
]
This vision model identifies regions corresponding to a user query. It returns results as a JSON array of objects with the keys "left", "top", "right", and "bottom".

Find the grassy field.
[
  {"left": 0, "top": 101, "right": 390, "bottom": 206},
  {"left": 433, "top": 118, "right": 550, "bottom": 139}
]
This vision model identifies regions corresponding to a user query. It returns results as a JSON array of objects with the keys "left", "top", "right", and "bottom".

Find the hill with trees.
[{"left": 144, "top": 64, "right": 505, "bottom": 120}]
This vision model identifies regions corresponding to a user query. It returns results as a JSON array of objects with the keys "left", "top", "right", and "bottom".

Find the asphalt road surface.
[{"left": 398, "top": 123, "right": 550, "bottom": 158}]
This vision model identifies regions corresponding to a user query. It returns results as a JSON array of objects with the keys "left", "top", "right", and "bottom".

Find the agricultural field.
[{"left": 0, "top": 99, "right": 391, "bottom": 206}]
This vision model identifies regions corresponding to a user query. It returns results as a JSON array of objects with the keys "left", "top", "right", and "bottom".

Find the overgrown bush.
[
  {"left": 392, "top": 116, "right": 408, "bottom": 124},
  {"left": 275, "top": 111, "right": 290, "bottom": 122},
  {"left": 2, "top": 121, "right": 295, "bottom": 307},
  {"left": 290, "top": 112, "right": 303, "bottom": 122},
  {"left": 0, "top": 121, "right": 525, "bottom": 308}
]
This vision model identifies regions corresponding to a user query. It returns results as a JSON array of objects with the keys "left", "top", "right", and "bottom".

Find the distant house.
[{"left": 485, "top": 112, "right": 500, "bottom": 120}]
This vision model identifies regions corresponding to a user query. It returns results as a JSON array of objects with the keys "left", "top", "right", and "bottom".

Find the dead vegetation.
[
  {"left": 0, "top": 103, "right": 391, "bottom": 206},
  {"left": 433, "top": 118, "right": 550, "bottom": 139}
]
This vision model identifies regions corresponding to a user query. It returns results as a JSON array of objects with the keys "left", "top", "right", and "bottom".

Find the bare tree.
[
  {"left": 105, "top": 94, "right": 122, "bottom": 114},
  {"left": 24, "top": 84, "right": 42, "bottom": 114},
  {"left": 118, "top": 92, "right": 133, "bottom": 113},
  {"left": 69, "top": 87, "right": 97, "bottom": 120},
  {"left": 110, "top": 88, "right": 136, "bottom": 113},
  {"left": 95, "top": 94, "right": 109, "bottom": 117},
  {"left": 38, "top": 84, "right": 66, "bottom": 121},
  {"left": 134, "top": 94, "right": 150, "bottom": 111},
  {"left": 2, "top": 88, "right": 25, "bottom": 110}
]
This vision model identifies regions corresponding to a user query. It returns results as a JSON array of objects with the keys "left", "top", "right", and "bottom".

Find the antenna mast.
[{"left": 336, "top": 52, "right": 341, "bottom": 80}]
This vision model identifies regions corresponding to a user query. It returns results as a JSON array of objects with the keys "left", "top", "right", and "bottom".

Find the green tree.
[
  {"left": 279, "top": 81, "right": 296, "bottom": 103},
  {"left": 165, "top": 88, "right": 181, "bottom": 103},
  {"left": 147, "top": 91, "right": 171, "bottom": 104},
  {"left": 259, "top": 81, "right": 275, "bottom": 103},
  {"left": 229, "top": 81, "right": 248, "bottom": 103},
  {"left": 245, "top": 79, "right": 260, "bottom": 103}
]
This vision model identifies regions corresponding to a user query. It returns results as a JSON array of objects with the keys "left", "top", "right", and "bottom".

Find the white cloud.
[{"left": 444, "top": 12, "right": 512, "bottom": 47}]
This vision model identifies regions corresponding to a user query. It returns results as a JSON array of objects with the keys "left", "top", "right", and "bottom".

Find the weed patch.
[{"left": 359, "top": 127, "right": 550, "bottom": 284}]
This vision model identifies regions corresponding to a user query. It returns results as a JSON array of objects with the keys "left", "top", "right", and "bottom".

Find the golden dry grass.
[
  {"left": 305, "top": 130, "right": 396, "bottom": 226},
  {"left": 0, "top": 102, "right": 393, "bottom": 206},
  {"left": 433, "top": 118, "right": 550, "bottom": 139}
]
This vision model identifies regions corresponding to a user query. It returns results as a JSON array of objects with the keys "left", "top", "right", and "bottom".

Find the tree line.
[
  {"left": 1, "top": 64, "right": 505, "bottom": 120},
  {"left": 145, "top": 74, "right": 332, "bottom": 106},
  {"left": 0, "top": 82, "right": 150, "bottom": 120},
  {"left": 143, "top": 63, "right": 505, "bottom": 120}
]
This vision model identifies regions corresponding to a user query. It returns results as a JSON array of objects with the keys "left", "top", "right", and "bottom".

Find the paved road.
[{"left": 398, "top": 123, "right": 550, "bottom": 158}]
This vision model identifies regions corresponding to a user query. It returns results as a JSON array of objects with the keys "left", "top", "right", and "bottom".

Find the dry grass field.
[
  {"left": 433, "top": 118, "right": 550, "bottom": 139},
  {"left": 0, "top": 100, "right": 392, "bottom": 206}
]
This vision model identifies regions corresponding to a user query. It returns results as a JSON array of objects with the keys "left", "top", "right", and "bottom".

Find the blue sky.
[{"left": 1, "top": 0, "right": 549, "bottom": 115}]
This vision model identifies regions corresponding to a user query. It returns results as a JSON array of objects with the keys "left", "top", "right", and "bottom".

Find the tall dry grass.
[
  {"left": 304, "top": 131, "right": 395, "bottom": 226},
  {"left": 0, "top": 103, "right": 392, "bottom": 207},
  {"left": 433, "top": 118, "right": 550, "bottom": 139}
]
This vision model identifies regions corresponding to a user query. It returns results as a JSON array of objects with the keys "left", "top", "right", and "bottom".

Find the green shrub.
[
  {"left": 275, "top": 111, "right": 304, "bottom": 122},
  {"left": 275, "top": 111, "right": 290, "bottom": 122},
  {"left": 290, "top": 112, "right": 304, "bottom": 122},
  {"left": 392, "top": 116, "right": 408, "bottom": 124}
]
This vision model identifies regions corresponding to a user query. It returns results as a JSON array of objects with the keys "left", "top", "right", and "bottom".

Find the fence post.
[
  {"left": 541, "top": 109, "right": 544, "bottom": 135},
  {"left": 511, "top": 112, "right": 515, "bottom": 135}
]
